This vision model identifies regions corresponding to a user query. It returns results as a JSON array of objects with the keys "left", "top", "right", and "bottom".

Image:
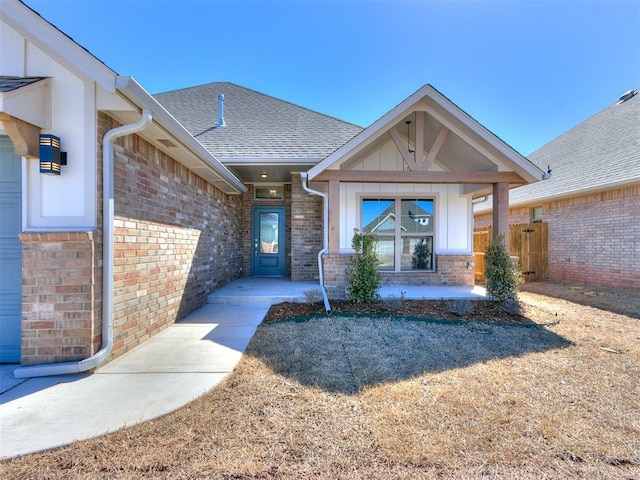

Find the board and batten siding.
[{"left": 333, "top": 138, "right": 473, "bottom": 254}]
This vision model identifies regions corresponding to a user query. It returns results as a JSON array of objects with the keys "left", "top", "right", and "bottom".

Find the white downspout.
[
  {"left": 300, "top": 173, "right": 331, "bottom": 313},
  {"left": 14, "top": 109, "right": 153, "bottom": 378}
]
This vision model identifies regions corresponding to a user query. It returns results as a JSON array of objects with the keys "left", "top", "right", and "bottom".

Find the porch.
[{"left": 208, "top": 277, "right": 488, "bottom": 305}]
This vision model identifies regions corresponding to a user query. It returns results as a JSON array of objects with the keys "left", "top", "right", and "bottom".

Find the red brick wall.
[
  {"left": 18, "top": 114, "right": 243, "bottom": 365},
  {"left": 474, "top": 184, "right": 639, "bottom": 289},
  {"left": 323, "top": 253, "right": 475, "bottom": 300},
  {"left": 291, "top": 173, "right": 324, "bottom": 281},
  {"left": 106, "top": 114, "right": 243, "bottom": 359},
  {"left": 544, "top": 185, "right": 639, "bottom": 289},
  {"left": 19, "top": 232, "right": 99, "bottom": 365}
]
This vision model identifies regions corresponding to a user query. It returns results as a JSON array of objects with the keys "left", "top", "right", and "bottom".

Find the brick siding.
[
  {"left": 323, "top": 253, "right": 475, "bottom": 300},
  {"left": 474, "top": 184, "right": 640, "bottom": 289},
  {"left": 290, "top": 173, "right": 323, "bottom": 281},
  {"left": 18, "top": 113, "right": 243, "bottom": 365},
  {"left": 106, "top": 114, "right": 243, "bottom": 359},
  {"left": 19, "top": 232, "right": 99, "bottom": 365}
]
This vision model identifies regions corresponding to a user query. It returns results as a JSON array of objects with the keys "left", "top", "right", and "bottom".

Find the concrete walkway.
[
  {"left": 0, "top": 278, "right": 486, "bottom": 459},
  {"left": 0, "top": 303, "right": 268, "bottom": 459}
]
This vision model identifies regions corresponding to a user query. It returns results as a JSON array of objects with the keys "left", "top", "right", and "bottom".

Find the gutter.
[
  {"left": 300, "top": 173, "right": 331, "bottom": 313},
  {"left": 14, "top": 109, "right": 153, "bottom": 378},
  {"left": 114, "top": 76, "right": 246, "bottom": 195}
]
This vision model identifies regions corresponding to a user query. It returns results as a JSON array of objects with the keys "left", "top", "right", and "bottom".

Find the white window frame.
[{"left": 360, "top": 196, "right": 435, "bottom": 272}]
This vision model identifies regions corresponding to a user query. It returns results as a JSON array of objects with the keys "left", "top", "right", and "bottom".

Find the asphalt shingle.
[
  {"left": 476, "top": 89, "right": 640, "bottom": 211},
  {"left": 0, "top": 76, "right": 47, "bottom": 92},
  {"left": 154, "top": 82, "right": 363, "bottom": 160}
]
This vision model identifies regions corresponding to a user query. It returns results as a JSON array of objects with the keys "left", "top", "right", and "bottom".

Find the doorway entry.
[
  {"left": 0, "top": 136, "right": 22, "bottom": 363},
  {"left": 252, "top": 206, "right": 285, "bottom": 276}
]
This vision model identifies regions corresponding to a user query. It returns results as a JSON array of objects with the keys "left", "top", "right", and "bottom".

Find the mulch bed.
[{"left": 265, "top": 298, "right": 543, "bottom": 324}]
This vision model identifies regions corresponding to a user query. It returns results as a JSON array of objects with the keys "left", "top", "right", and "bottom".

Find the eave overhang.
[
  {"left": 113, "top": 76, "right": 247, "bottom": 195},
  {"left": 307, "top": 84, "right": 546, "bottom": 187}
]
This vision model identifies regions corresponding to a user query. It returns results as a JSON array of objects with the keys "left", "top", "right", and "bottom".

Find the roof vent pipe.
[{"left": 215, "top": 93, "right": 226, "bottom": 127}]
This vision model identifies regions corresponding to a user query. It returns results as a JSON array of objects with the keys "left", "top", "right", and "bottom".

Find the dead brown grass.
[{"left": 2, "top": 282, "right": 639, "bottom": 479}]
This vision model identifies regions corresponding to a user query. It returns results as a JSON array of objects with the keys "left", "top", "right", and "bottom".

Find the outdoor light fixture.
[
  {"left": 260, "top": 172, "right": 268, "bottom": 178},
  {"left": 405, "top": 120, "right": 414, "bottom": 153},
  {"left": 39, "top": 134, "right": 67, "bottom": 175}
]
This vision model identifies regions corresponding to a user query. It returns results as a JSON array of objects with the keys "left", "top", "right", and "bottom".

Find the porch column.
[
  {"left": 492, "top": 182, "right": 509, "bottom": 251},
  {"left": 328, "top": 180, "right": 340, "bottom": 253}
]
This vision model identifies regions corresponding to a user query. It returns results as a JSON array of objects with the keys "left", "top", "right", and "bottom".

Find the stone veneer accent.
[
  {"left": 323, "top": 253, "right": 475, "bottom": 300},
  {"left": 18, "top": 113, "right": 243, "bottom": 366},
  {"left": 474, "top": 184, "right": 639, "bottom": 289}
]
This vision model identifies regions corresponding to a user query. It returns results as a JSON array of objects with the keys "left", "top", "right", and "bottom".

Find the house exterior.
[
  {"left": 0, "top": 1, "right": 245, "bottom": 370},
  {"left": 0, "top": 0, "right": 545, "bottom": 372},
  {"left": 474, "top": 89, "right": 640, "bottom": 290}
]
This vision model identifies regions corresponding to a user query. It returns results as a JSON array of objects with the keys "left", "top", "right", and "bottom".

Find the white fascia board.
[
  {"left": 307, "top": 86, "right": 429, "bottom": 180},
  {"left": 308, "top": 84, "right": 546, "bottom": 184},
  {"left": 114, "top": 76, "right": 247, "bottom": 194},
  {"left": 424, "top": 86, "right": 545, "bottom": 183},
  {"left": 219, "top": 157, "right": 321, "bottom": 165},
  {"left": 474, "top": 178, "right": 640, "bottom": 214},
  {"left": 1, "top": 0, "right": 117, "bottom": 92}
]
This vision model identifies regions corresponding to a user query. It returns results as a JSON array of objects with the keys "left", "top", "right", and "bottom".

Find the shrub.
[
  {"left": 346, "top": 229, "right": 381, "bottom": 303},
  {"left": 447, "top": 299, "right": 475, "bottom": 318},
  {"left": 303, "top": 289, "right": 323, "bottom": 304},
  {"left": 484, "top": 234, "right": 524, "bottom": 301}
]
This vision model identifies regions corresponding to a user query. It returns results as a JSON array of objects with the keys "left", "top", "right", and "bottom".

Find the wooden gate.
[{"left": 474, "top": 223, "right": 548, "bottom": 282}]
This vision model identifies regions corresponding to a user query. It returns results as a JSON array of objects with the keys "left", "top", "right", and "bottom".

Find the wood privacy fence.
[{"left": 473, "top": 223, "right": 548, "bottom": 282}]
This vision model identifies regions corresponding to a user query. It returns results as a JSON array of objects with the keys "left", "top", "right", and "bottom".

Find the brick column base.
[
  {"left": 19, "top": 232, "right": 100, "bottom": 365},
  {"left": 323, "top": 253, "right": 475, "bottom": 300}
]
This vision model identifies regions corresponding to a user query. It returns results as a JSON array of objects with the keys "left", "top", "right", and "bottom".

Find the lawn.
[{"left": 1, "top": 283, "right": 639, "bottom": 479}]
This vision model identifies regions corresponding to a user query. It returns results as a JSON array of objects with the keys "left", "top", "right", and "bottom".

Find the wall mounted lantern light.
[{"left": 39, "top": 134, "right": 67, "bottom": 175}]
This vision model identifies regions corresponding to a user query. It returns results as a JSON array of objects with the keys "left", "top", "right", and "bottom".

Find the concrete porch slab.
[{"left": 208, "top": 277, "right": 488, "bottom": 305}]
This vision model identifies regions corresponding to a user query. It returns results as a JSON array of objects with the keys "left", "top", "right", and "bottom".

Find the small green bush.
[
  {"left": 346, "top": 229, "right": 381, "bottom": 303},
  {"left": 484, "top": 234, "right": 524, "bottom": 301}
]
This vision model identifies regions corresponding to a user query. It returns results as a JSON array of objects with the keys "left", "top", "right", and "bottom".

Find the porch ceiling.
[{"left": 222, "top": 160, "right": 317, "bottom": 183}]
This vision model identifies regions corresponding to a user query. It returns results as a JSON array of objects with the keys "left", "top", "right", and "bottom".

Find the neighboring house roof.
[
  {"left": 0, "top": 76, "right": 47, "bottom": 92},
  {"left": 475, "top": 88, "right": 640, "bottom": 213},
  {"left": 307, "top": 84, "right": 546, "bottom": 191},
  {"left": 154, "top": 82, "right": 363, "bottom": 182}
]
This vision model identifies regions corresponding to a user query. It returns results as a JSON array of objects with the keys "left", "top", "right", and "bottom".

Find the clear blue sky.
[{"left": 24, "top": 0, "right": 640, "bottom": 155}]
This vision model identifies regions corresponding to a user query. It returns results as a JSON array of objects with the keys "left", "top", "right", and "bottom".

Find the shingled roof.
[
  {"left": 476, "top": 88, "right": 640, "bottom": 212},
  {"left": 0, "top": 76, "right": 47, "bottom": 92},
  {"left": 153, "top": 82, "right": 363, "bottom": 160}
]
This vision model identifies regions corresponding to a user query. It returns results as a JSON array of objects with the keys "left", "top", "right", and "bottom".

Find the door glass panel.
[{"left": 259, "top": 212, "right": 279, "bottom": 254}]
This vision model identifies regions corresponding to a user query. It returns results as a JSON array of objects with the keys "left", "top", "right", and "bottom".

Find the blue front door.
[
  {"left": 0, "top": 136, "right": 22, "bottom": 363},
  {"left": 252, "top": 206, "right": 285, "bottom": 276}
]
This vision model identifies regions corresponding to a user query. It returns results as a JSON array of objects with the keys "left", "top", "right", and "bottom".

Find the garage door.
[{"left": 0, "top": 136, "right": 22, "bottom": 363}]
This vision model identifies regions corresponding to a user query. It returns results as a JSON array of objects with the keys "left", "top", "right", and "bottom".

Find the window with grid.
[{"left": 361, "top": 198, "right": 434, "bottom": 271}]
